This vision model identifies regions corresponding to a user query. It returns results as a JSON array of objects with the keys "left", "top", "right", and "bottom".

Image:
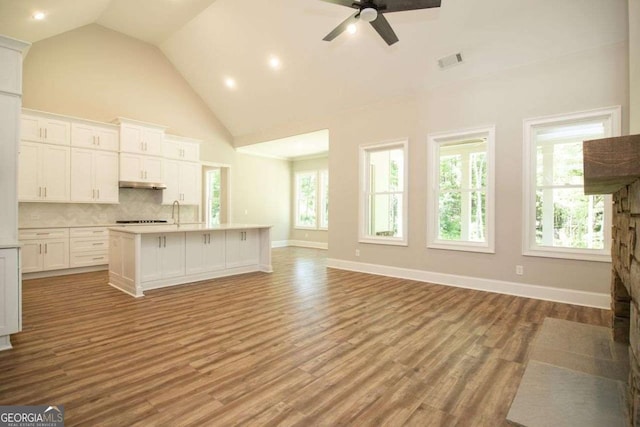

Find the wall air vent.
[{"left": 438, "top": 52, "right": 463, "bottom": 70}]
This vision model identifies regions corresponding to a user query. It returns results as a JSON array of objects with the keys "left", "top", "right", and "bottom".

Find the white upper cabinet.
[
  {"left": 21, "top": 113, "right": 70, "bottom": 146},
  {"left": 117, "top": 118, "right": 165, "bottom": 157},
  {"left": 71, "top": 148, "right": 119, "bottom": 203},
  {"left": 18, "top": 142, "right": 70, "bottom": 202},
  {"left": 163, "top": 135, "right": 200, "bottom": 162},
  {"left": 162, "top": 160, "right": 201, "bottom": 205},
  {"left": 71, "top": 122, "right": 119, "bottom": 152},
  {"left": 120, "top": 153, "right": 164, "bottom": 184}
]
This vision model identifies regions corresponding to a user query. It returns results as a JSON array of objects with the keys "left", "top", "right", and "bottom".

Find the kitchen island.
[{"left": 108, "top": 224, "right": 272, "bottom": 297}]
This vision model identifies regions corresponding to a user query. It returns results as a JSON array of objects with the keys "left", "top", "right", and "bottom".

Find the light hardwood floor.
[{"left": 0, "top": 247, "right": 609, "bottom": 426}]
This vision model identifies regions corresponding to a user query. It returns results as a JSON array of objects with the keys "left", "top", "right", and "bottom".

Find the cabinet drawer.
[
  {"left": 19, "top": 228, "right": 69, "bottom": 240},
  {"left": 70, "top": 253, "right": 109, "bottom": 268},
  {"left": 70, "top": 227, "right": 109, "bottom": 238},
  {"left": 70, "top": 237, "right": 108, "bottom": 252}
]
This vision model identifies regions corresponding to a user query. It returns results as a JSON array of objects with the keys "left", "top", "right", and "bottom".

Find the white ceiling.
[
  {"left": 0, "top": 0, "right": 629, "bottom": 144},
  {"left": 236, "top": 129, "right": 329, "bottom": 160}
]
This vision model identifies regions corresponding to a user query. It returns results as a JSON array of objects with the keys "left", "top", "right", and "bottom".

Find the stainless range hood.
[{"left": 119, "top": 181, "right": 167, "bottom": 190}]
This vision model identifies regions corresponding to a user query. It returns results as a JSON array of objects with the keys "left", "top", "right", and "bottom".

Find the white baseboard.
[
  {"left": 326, "top": 258, "right": 610, "bottom": 309},
  {"left": 272, "top": 240, "right": 289, "bottom": 248},
  {"left": 289, "top": 240, "right": 328, "bottom": 250},
  {"left": 23, "top": 265, "right": 108, "bottom": 280},
  {"left": 0, "top": 335, "right": 12, "bottom": 351}
]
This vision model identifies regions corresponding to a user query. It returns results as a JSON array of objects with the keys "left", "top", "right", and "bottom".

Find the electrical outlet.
[
  {"left": 355, "top": 249, "right": 360, "bottom": 257},
  {"left": 516, "top": 265, "right": 524, "bottom": 275}
]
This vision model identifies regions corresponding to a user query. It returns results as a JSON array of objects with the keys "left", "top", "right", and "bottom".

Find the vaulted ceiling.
[{"left": 0, "top": 0, "right": 629, "bottom": 139}]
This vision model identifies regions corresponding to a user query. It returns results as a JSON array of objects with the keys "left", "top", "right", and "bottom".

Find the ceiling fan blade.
[
  {"left": 323, "top": 12, "right": 360, "bottom": 42},
  {"left": 369, "top": 14, "right": 399, "bottom": 45},
  {"left": 381, "top": 0, "right": 441, "bottom": 13},
  {"left": 319, "top": 0, "right": 360, "bottom": 9}
]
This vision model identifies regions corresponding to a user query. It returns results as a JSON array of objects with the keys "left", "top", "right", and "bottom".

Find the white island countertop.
[{"left": 108, "top": 223, "right": 272, "bottom": 235}]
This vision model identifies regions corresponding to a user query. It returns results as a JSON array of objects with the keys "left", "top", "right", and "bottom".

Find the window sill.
[
  {"left": 294, "top": 226, "right": 318, "bottom": 231},
  {"left": 428, "top": 241, "right": 495, "bottom": 254},
  {"left": 523, "top": 247, "right": 611, "bottom": 263},
  {"left": 359, "top": 237, "right": 408, "bottom": 247}
]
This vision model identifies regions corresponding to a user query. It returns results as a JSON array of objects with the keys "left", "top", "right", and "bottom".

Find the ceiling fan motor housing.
[{"left": 360, "top": 7, "right": 378, "bottom": 22}]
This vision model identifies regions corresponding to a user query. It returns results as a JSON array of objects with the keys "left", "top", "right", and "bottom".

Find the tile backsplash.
[{"left": 19, "top": 189, "right": 198, "bottom": 228}]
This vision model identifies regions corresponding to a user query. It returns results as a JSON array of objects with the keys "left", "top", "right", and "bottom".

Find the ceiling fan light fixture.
[
  {"left": 360, "top": 7, "right": 378, "bottom": 22},
  {"left": 347, "top": 23, "right": 357, "bottom": 34}
]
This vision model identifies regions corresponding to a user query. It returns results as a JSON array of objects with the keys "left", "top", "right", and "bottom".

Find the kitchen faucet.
[{"left": 172, "top": 200, "right": 180, "bottom": 226}]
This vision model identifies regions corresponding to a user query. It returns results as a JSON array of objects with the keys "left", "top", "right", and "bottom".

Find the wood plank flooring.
[{"left": 0, "top": 247, "right": 609, "bottom": 426}]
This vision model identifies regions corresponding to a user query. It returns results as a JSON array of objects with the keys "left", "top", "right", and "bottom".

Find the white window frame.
[
  {"left": 427, "top": 126, "right": 496, "bottom": 253},
  {"left": 359, "top": 140, "right": 409, "bottom": 246},
  {"left": 523, "top": 106, "right": 621, "bottom": 262},
  {"left": 294, "top": 171, "right": 319, "bottom": 230},
  {"left": 319, "top": 169, "right": 329, "bottom": 230}
]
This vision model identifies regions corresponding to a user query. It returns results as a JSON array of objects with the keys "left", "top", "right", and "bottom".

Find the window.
[
  {"left": 295, "top": 169, "right": 328, "bottom": 229},
  {"left": 359, "top": 140, "right": 408, "bottom": 245},
  {"left": 205, "top": 168, "right": 222, "bottom": 225},
  {"left": 523, "top": 106, "right": 621, "bottom": 261},
  {"left": 319, "top": 170, "right": 329, "bottom": 229},
  {"left": 427, "top": 126, "right": 495, "bottom": 253}
]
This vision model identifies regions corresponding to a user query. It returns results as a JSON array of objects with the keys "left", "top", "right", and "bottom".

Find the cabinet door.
[
  {"left": 181, "top": 142, "right": 200, "bottom": 162},
  {"left": 21, "top": 115, "right": 42, "bottom": 142},
  {"left": 42, "top": 239, "right": 69, "bottom": 271},
  {"left": 142, "top": 128, "right": 164, "bottom": 156},
  {"left": 119, "top": 154, "right": 143, "bottom": 181},
  {"left": 143, "top": 156, "right": 163, "bottom": 183},
  {"left": 70, "top": 148, "right": 94, "bottom": 202},
  {"left": 42, "top": 118, "right": 70, "bottom": 145},
  {"left": 162, "top": 160, "right": 181, "bottom": 204},
  {"left": 204, "top": 231, "right": 225, "bottom": 272},
  {"left": 226, "top": 230, "right": 259, "bottom": 268},
  {"left": 20, "top": 242, "right": 43, "bottom": 273},
  {"left": 120, "top": 124, "right": 143, "bottom": 153},
  {"left": 163, "top": 142, "right": 181, "bottom": 160},
  {"left": 18, "top": 142, "right": 41, "bottom": 201},
  {"left": 41, "top": 145, "right": 70, "bottom": 202},
  {"left": 141, "top": 234, "right": 162, "bottom": 282},
  {"left": 94, "top": 151, "right": 119, "bottom": 203},
  {"left": 180, "top": 162, "right": 201, "bottom": 205},
  {"left": 185, "top": 232, "right": 207, "bottom": 275},
  {"left": 161, "top": 233, "right": 185, "bottom": 279},
  {"left": 95, "top": 128, "right": 119, "bottom": 152},
  {"left": 0, "top": 249, "right": 20, "bottom": 336},
  {"left": 71, "top": 123, "right": 97, "bottom": 149}
]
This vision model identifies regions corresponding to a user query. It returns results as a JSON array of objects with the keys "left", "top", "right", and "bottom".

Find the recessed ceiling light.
[
  {"left": 224, "top": 77, "right": 236, "bottom": 89},
  {"left": 347, "top": 23, "right": 357, "bottom": 35},
  {"left": 33, "top": 11, "right": 46, "bottom": 20},
  {"left": 268, "top": 56, "right": 281, "bottom": 70}
]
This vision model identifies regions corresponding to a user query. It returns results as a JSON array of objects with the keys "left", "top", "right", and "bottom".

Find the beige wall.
[
  {"left": 239, "top": 41, "right": 628, "bottom": 295},
  {"left": 631, "top": 0, "right": 640, "bottom": 133},
  {"left": 20, "top": 24, "right": 291, "bottom": 241},
  {"left": 231, "top": 153, "right": 291, "bottom": 243},
  {"left": 291, "top": 156, "right": 328, "bottom": 245}
]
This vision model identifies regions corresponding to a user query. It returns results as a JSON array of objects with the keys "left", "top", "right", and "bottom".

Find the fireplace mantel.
[{"left": 583, "top": 134, "right": 640, "bottom": 194}]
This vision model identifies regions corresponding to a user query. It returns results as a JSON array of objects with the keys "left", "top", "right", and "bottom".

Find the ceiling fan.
[{"left": 321, "top": 0, "right": 442, "bottom": 46}]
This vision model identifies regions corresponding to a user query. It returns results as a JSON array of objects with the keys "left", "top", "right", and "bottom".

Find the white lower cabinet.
[
  {"left": 70, "top": 227, "right": 109, "bottom": 268},
  {"left": 185, "top": 231, "right": 225, "bottom": 275},
  {"left": 19, "top": 228, "right": 69, "bottom": 273},
  {"left": 225, "top": 229, "right": 259, "bottom": 268},
  {"left": 140, "top": 233, "right": 185, "bottom": 282},
  {"left": 0, "top": 248, "right": 20, "bottom": 340}
]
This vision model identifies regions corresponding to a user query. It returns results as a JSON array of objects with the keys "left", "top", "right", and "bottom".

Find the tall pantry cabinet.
[{"left": 0, "top": 35, "right": 29, "bottom": 351}]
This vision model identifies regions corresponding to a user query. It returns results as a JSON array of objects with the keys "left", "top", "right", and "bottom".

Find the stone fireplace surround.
[{"left": 584, "top": 134, "right": 640, "bottom": 426}]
